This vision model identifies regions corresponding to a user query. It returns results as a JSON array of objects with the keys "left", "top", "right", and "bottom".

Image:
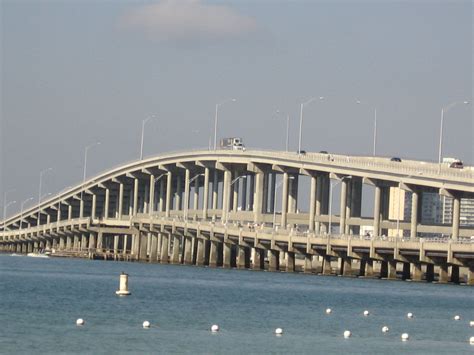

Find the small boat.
[{"left": 27, "top": 252, "right": 50, "bottom": 258}]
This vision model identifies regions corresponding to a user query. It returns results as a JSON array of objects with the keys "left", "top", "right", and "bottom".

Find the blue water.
[{"left": 0, "top": 254, "right": 473, "bottom": 354}]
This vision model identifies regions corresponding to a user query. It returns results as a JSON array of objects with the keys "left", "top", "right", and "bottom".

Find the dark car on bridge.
[
  {"left": 449, "top": 160, "right": 463, "bottom": 169},
  {"left": 390, "top": 157, "right": 402, "bottom": 162}
]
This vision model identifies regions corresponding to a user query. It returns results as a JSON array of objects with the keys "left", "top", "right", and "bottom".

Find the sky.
[{"left": 1, "top": 0, "right": 472, "bottom": 217}]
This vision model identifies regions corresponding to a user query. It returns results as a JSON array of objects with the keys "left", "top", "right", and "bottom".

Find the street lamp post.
[
  {"left": 356, "top": 100, "right": 377, "bottom": 157},
  {"left": 213, "top": 98, "right": 236, "bottom": 150},
  {"left": 19, "top": 197, "right": 34, "bottom": 231},
  {"left": 3, "top": 200, "right": 17, "bottom": 231},
  {"left": 140, "top": 115, "right": 156, "bottom": 160},
  {"left": 2, "top": 188, "right": 15, "bottom": 231},
  {"left": 298, "top": 97, "right": 324, "bottom": 154},
  {"left": 38, "top": 168, "right": 52, "bottom": 226},
  {"left": 328, "top": 175, "right": 351, "bottom": 235},
  {"left": 81, "top": 142, "right": 101, "bottom": 200},
  {"left": 437, "top": 101, "right": 469, "bottom": 172}
]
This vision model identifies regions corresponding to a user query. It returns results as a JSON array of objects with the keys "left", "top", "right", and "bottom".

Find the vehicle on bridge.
[{"left": 220, "top": 137, "right": 245, "bottom": 151}]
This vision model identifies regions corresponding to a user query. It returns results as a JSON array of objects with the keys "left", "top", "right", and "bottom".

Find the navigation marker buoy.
[
  {"left": 382, "top": 326, "right": 389, "bottom": 333},
  {"left": 470, "top": 336, "right": 474, "bottom": 345},
  {"left": 343, "top": 330, "right": 352, "bottom": 338},
  {"left": 76, "top": 318, "right": 85, "bottom": 326},
  {"left": 401, "top": 333, "right": 409, "bottom": 341},
  {"left": 326, "top": 308, "right": 332, "bottom": 314},
  {"left": 453, "top": 315, "right": 461, "bottom": 321},
  {"left": 116, "top": 272, "right": 131, "bottom": 296},
  {"left": 143, "top": 321, "right": 151, "bottom": 329},
  {"left": 275, "top": 328, "right": 283, "bottom": 336},
  {"left": 407, "top": 312, "right": 413, "bottom": 319},
  {"left": 363, "top": 310, "right": 370, "bottom": 316},
  {"left": 470, "top": 320, "right": 474, "bottom": 327},
  {"left": 211, "top": 324, "right": 219, "bottom": 332}
]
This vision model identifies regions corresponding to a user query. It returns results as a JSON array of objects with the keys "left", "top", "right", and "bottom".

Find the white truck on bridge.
[{"left": 220, "top": 137, "right": 245, "bottom": 151}]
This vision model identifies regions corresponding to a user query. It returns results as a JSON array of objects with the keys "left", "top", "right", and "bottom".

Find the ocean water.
[{"left": 0, "top": 254, "right": 473, "bottom": 354}]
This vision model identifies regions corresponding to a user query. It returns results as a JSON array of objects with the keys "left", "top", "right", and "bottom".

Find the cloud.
[{"left": 121, "top": 0, "right": 258, "bottom": 41}]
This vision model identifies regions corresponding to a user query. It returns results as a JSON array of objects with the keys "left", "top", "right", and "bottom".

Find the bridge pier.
[
  {"left": 183, "top": 236, "right": 193, "bottom": 265},
  {"left": 425, "top": 264, "right": 435, "bottom": 282},
  {"left": 341, "top": 257, "right": 352, "bottom": 276},
  {"left": 304, "top": 255, "right": 313, "bottom": 274},
  {"left": 195, "top": 238, "right": 206, "bottom": 266},
  {"left": 150, "top": 233, "right": 158, "bottom": 262},
  {"left": 222, "top": 243, "right": 232, "bottom": 268},
  {"left": 322, "top": 255, "right": 332, "bottom": 275},
  {"left": 467, "top": 264, "right": 474, "bottom": 285},
  {"left": 438, "top": 264, "right": 448, "bottom": 283},
  {"left": 237, "top": 246, "right": 248, "bottom": 269},
  {"left": 160, "top": 233, "right": 169, "bottom": 264},
  {"left": 252, "top": 248, "right": 264, "bottom": 270},
  {"left": 139, "top": 233, "right": 148, "bottom": 262},
  {"left": 171, "top": 235, "right": 181, "bottom": 264},
  {"left": 208, "top": 240, "right": 218, "bottom": 268},
  {"left": 411, "top": 263, "right": 423, "bottom": 281},
  {"left": 286, "top": 252, "right": 295, "bottom": 272},
  {"left": 364, "top": 259, "right": 374, "bottom": 277},
  {"left": 387, "top": 260, "right": 397, "bottom": 280},
  {"left": 268, "top": 250, "right": 279, "bottom": 272}
]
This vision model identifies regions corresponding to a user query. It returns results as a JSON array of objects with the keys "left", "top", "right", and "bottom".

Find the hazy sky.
[{"left": 1, "top": 0, "right": 472, "bottom": 217}]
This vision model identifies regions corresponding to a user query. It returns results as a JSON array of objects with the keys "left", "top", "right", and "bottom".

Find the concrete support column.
[
  {"left": 451, "top": 195, "right": 460, "bottom": 240},
  {"left": 122, "top": 235, "right": 128, "bottom": 255},
  {"left": 160, "top": 233, "right": 169, "bottom": 264},
  {"left": 66, "top": 235, "right": 72, "bottom": 250},
  {"left": 222, "top": 243, "right": 232, "bottom": 268},
  {"left": 466, "top": 264, "right": 474, "bottom": 286},
  {"left": 138, "top": 232, "right": 147, "bottom": 261},
  {"left": 196, "top": 238, "right": 206, "bottom": 266},
  {"left": 248, "top": 175, "right": 255, "bottom": 211},
  {"left": 104, "top": 188, "right": 110, "bottom": 218},
  {"left": 339, "top": 179, "right": 348, "bottom": 234},
  {"left": 222, "top": 170, "right": 232, "bottom": 222},
  {"left": 79, "top": 199, "right": 84, "bottom": 218},
  {"left": 262, "top": 173, "right": 269, "bottom": 213},
  {"left": 171, "top": 235, "right": 181, "bottom": 264},
  {"left": 132, "top": 179, "right": 139, "bottom": 216},
  {"left": 365, "top": 259, "right": 374, "bottom": 277},
  {"left": 304, "top": 255, "right": 313, "bottom": 273},
  {"left": 388, "top": 260, "right": 397, "bottom": 279},
  {"left": 320, "top": 175, "right": 330, "bottom": 233},
  {"left": 411, "top": 263, "right": 423, "bottom": 281},
  {"left": 322, "top": 255, "right": 332, "bottom": 275},
  {"left": 118, "top": 183, "right": 124, "bottom": 219},
  {"left": 149, "top": 233, "right": 158, "bottom": 262},
  {"left": 183, "top": 236, "right": 193, "bottom": 265},
  {"left": 281, "top": 172, "right": 289, "bottom": 228},
  {"left": 425, "top": 264, "right": 435, "bottom": 282},
  {"left": 175, "top": 174, "right": 182, "bottom": 211},
  {"left": 288, "top": 175, "right": 298, "bottom": 213},
  {"left": 113, "top": 235, "right": 119, "bottom": 255},
  {"left": 344, "top": 181, "right": 352, "bottom": 235},
  {"left": 315, "top": 176, "right": 323, "bottom": 233},
  {"left": 342, "top": 257, "right": 352, "bottom": 276},
  {"left": 91, "top": 194, "right": 97, "bottom": 219},
  {"left": 373, "top": 185, "right": 381, "bottom": 237},
  {"left": 450, "top": 266, "right": 460, "bottom": 284},
  {"left": 268, "top": 250, "right": 279, "bottom": 272},
  {"left": 232, "top": 172, "right": 240, "bottom": 213},
  {"left": 252, "top": 248, "right": 264, "bottom": 270},
  {"left": 410, "top": 190, "right": 419, "bottom": 239},
  {"left": 209, "top": 240, "right": 218, "bottom": 267},
  {"left": 309, "top": 175, "right": 317, "bottom": 232},
  {"left": 286, "top": 252, "right": 295, "bottom": 272},
  {"left": 202, "top": 167, "right": 210, "bottom": 220},
  {"left": 165, "top": 172, "right": 172, "bottom": 217},
  {"left": 236, "top": 246, "right": 247, "bottom": 269},
  {"left": 149, "top": 174, "right": 155, "bottom": 215},
  {"left": 253, "top": 172, "right": 265, "bottom": 223},
  {"left": 159, "top": 179, "right": 165, "bottom": 212},
  {"left": 73, "top": 235, "right": 79, "bottom": 251},
  {"left": 184, "top": 169, "right": 191, "bottom": 215},
  {"left": 241, "top": 176, "right": 247, "bottom": 211},
  {"left": 193, "top": 174, "right": 199, "bottom": 213},
  {"left": 212, "top": 170, "right": 219, "bottom": 211}
]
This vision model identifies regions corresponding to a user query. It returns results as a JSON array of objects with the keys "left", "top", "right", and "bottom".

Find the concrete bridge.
[{"left": 1, "top": 149, "right": 473, "bottom": 284}]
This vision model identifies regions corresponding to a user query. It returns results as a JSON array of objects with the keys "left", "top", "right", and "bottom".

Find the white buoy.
[
  {"left": 363, "top": 310, "right": 370, "bottom": 316},
  {"left": 470, "top": 320, "right": 474, "bottom": 327},
  {"left": 211, "top": 324, "right": 219, "bottom": 333},
  {"left": 76, "top": 318, "right": 85, "bottom": 326},
  {"left": 407, "top": 312, "right": 414, "bottom": 319},
  {"left": 382, "top": 326, "right": 389, "bottom": 333},
  {"left": 115, "top": 272, "right": 131, "bottom": 296},
  {"left": 470, "top": 336, "right": 474, "bottom": 345},
  {"left": 275, "top": 328, "right": 283, "bottom": 335},
  {"left": 343, "top": 330, "right": 352, "bottom": 338},
  {"left": 326, "top": 308, "right": 332, "bottom": 314},
  {"left": 143, "top": 321, "right": 151, "bottom": 329},
  {"left": 401, "top": 333, "right": 409, "bottom": 341},
  {"left": 453, "top": 315, "right": 461, "bottom": 321}
]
